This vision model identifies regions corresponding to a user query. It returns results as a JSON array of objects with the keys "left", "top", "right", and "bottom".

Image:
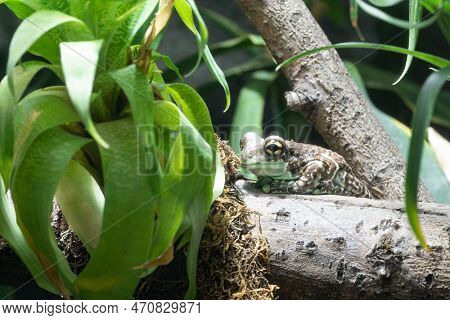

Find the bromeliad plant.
[{"left": 0, "top": 0, "right": 228, "bottom": 299}]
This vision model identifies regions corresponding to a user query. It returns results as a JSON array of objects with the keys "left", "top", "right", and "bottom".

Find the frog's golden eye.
[{"left": 264, "top": 136, "right": 287, "bottom": 158}]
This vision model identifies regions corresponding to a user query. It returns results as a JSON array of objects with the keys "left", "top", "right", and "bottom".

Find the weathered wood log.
[
  {"left": 236, "top": 0, "right": 432, "bottom": 202},
  {"left": 237, "top": 180, "right": 450, "bottom": 299}
]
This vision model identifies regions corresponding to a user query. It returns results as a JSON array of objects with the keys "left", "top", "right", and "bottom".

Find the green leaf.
[
  {"left": 0, "top": 61, "right": 50, "bottom": 189},
  {"left": 355, "top": 0, "right": 439, "bottom": 29},
  {"left": 229, "top": 71, "right": 277, "bottom": 153},
  {"left": 174, "top": 0, "right": 208, "bottom": 75},
  {"left": 75, "top": 118, "right": 158, "bottom": 299},
  {"left": 106, "top": 0, "right": 159, "bottom": 69},
  {"left": 165, "top": 35, "right": 267, "bottom": 83},
  {"left": 153, "top": 51, "right": 183, "bottom": 80},
  {"left": 11, "top": 127, "right": 90, "bottom": 298},
  {"left": 277, "top": 42, "right": 450, "bottom": 71},
  {"left": 6, "top": 10, "right": 91, "bottom": 77},
  {"left": 166, "top": 82, "right": 225, "bottom": 200},
  {"left": 152, "top": 100, "right": 214, "bottom": 299},
  {"left": 203, "top": 46, "right": 231, "bottom": 111},
  {"left": 60, "top": 40, "right": 108, "bottom": 148},
  {"left": 393, "top": 0, "right": 422, "bottom": 84},
  {"left": 405, "top": 66, "right": 450, "bottom": 250},
  {"left": 109, "top": 64, "right": 161, "bottom": 188},
  {"left": 167, "top": 83, "right": 216, "bottom": 147},
  {"left": 346, "top": 62, "right": 450, "bottom": 204},
  {"left": 55, "top": 160, "right": 104, "bottom": 253},
  {"left": 13, "top": 93, "right": 80, "bottom": 176},
  {"left": 0, "top": 177, "right": 56, "bottom": 294},
  {"left": 3, "top": 0, "right": 70, "bottom": 12},
  {"left": 368, "top": 0, "right": 405, "bottom": 6},
  {"left": 174, "top": 0, "right": 230, "bottom": 110},
  {"left": 150, "top": 101, "right": 209, "bottom": 262}
]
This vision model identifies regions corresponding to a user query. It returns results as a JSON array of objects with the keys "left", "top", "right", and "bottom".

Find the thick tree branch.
[
  {"left": 237, "top": 181, "right": 450, "bottom": 299},
  {"left": 237, "top": 0, "right": 432, "bottom": 201}
]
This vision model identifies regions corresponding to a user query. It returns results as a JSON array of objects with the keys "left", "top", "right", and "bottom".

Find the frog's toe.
[{"left": 262, "top": 184, "right": 271, "bottom": 193}]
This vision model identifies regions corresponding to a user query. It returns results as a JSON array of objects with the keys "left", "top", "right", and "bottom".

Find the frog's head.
[{"left": 240, "top": 132, "right": 296, "bottom": 179}]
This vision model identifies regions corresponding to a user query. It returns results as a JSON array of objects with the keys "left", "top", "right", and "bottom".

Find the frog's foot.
[{"left": 265, "top": 179, "right": 293, "bottom": 193}]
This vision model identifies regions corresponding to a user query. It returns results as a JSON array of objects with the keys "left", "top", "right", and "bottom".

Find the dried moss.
[{"left": 197, "top": 138, "right": 277, "bottom": 300}]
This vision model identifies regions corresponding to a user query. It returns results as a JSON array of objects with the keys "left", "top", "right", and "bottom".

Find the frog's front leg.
[{"left": 268, "top": 160, "right": 326, "bottom": 194}]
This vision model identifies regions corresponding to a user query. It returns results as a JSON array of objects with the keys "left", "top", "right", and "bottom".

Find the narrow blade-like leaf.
[
  {"left": 13, "top": 93, "right": 79, "bottom": 174},
  {"left": 0, "top": 177, "right": 56, "bottom": 294},
  {"left": 75, "top": 118, "right": 158, "bottom": 299},
  {"left": 0, "top": 61, "right": 50, "bottom": 189},
  {"left": 60, "top": 40, "right": 108, "bottom": 148},
  {"left": 7, "top": 10, "right": 89, "bottom": 79},
  {"left": 12, "top": 127, "right": 90, "bottom": 298},
  {"left": 393, "top": 0, "right": 422, "bottom": 84},
  {"left": 109, "top": 64, "right": 161, "bottom": 188},
  {"left": 277, "top": 42, "right": 450, "bottom": 71},
  {"left": 405, "top": 67, "right": 450, "bottom": 250}
]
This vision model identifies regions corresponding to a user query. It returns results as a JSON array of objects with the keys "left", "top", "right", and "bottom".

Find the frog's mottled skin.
[{"left": 240, "top": 132, "right": 377, "bottom": 198}]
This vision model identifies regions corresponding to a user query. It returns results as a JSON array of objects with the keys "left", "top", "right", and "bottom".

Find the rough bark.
[
  {"left": 237, "top": 0, "right": 432, "bottom": 202},
  {"left": 237, "top": 180, "right": 450, "bottom": 299}
]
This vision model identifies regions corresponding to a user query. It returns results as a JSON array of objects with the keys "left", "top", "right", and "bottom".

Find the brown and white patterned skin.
[{"left": 240, "top": 132, "right": 377, "bottom": 199}]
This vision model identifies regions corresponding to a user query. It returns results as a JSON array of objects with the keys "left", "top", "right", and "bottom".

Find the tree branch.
[
  {"left": 237, "top": 0, "right": 432, "bottom": 201},
  {"left": 237, "top": 181, "right": 450, "bottom": 299}
]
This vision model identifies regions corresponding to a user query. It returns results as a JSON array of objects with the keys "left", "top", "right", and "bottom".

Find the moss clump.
[{"left": 197, "top": 138, "right": 277, "bottom": 300}]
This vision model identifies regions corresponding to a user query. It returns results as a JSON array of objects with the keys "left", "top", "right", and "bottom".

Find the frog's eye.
[{"left": 264, "top": 136, "right": 287, "bottom": 158}]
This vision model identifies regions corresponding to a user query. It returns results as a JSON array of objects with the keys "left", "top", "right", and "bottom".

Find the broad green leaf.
[
  {"left": 406, "top": 67, "right": 450, "bottom": 250},
  {"left": 13, "top": 93, "right": 79, "bottom": 175},
  {"left": 12, "top": 127, "right": 90, "bottom": 298},
  {"left": 0, "top": 61, "right": 50, "bottom": 189},
  {"left": 393, "top": 0, "right": 422, "bottom": 85},
  {"left": 346, "top": 62, "right": 450, "bottom": 204},
  {"left": 277, "top": 42, "right": 450, "bottom": 71},
  {"left": 107, "top": 1, "right": 159, "bottom": 69},
  {"left": 75, "top": 118, "right": 158, "bottom": 299},
  {"left": 174, "top": 0, "right": 208, "bottom": 74},
  {"left": 109, "top": 64, "right": 161, "bottom": 187},
  {"left": 6, "top": 10, "right": 91, "bottom": 78},
  {"left": 167, "top": 83, "right": 216, "bottom": 147},
  {"left": 355, "top": 0, "right": 439, "bottom": 29},
  {"left": 55, "top": 160, "right": 104, "bottom": 253},
  {"left": 60, "top": 40, "right": 108, "bottom": 148},
  {"left": 152, "top": 100, "right": 214, "bottom": 299},
  {"left": 229, "top": 71, "right": 277, "bottom": 153},
  {"left": 356, "top": 63, "right": 450, "bottom": 128},
  {"left": 0, "top": 177, "right": 56, "bottom": 294},
  {"left": 3, "top": 0, "right": 70, "bottom": 12},
  {"left": 167, "top": 82, "right": 225, "bottom": 201},
  {"left": 150, "top": 102, "right": 207, "bottom": 262}
]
